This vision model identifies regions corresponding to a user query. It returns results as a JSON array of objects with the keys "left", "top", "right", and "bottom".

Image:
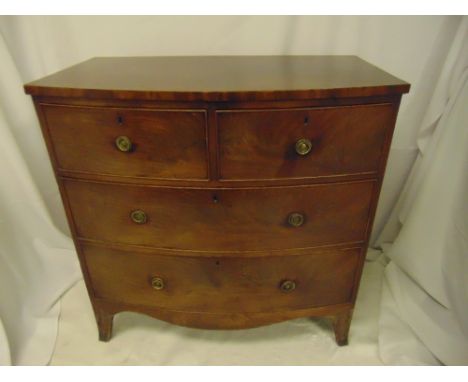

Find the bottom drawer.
[{"left": 83, "top": 244, "right": 362, "bottom": 314}]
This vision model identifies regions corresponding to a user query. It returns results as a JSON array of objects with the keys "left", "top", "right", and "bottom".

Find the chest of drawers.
[{"left": 25, "top": 56, "right": 409, "bottom": 345}]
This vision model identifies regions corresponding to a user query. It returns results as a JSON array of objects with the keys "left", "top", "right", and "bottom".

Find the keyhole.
[
  {"left": 212, "top": 195, "right": 219, "bottom": 203},
  {"left": 117, "top": 115, "right": 124, "bottom": 124},
  {"left": 304, "top": 116, "right": 309, "bottom": 125}
]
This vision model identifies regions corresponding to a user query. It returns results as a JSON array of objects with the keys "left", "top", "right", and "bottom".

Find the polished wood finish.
[
  {"left": 332, "top": 309, "right": 354, "bottom": 346},
  {"left": 25, "top": 56, "right": 409, "bottom": 346},
  {"left": 41, "top": 104, "right": 208, "bottom": 180},
  {"left": 24, "top": 56, "right": 410, "bottom": 102},
  {"left": 84, "top": 244, "right": 361, "bottom": 313},
  {"left": 94, "top": 299, "right": 353, "bottom": 331},
  {"left": 217, "top": 104, "right": 394, "bottom": 180},
  {"left": 95, "top": 307, "right": 113, "bottom": 342},
  {"left": 64, "top": 179, "right": 374, "bottom": 251}
]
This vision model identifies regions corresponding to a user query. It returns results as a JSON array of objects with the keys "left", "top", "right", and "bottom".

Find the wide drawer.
[
  {"left": 217, "top": 104, "right": 394, "bottom": 180},
  {"left": 64, "top": 180, "right": 375, "bottom": 251},
  {"left": 83, "top": 244, "right": 361, "bottom": 313},
  {"left": 41, "top": 104, "right": 208, "bottom": 179}
]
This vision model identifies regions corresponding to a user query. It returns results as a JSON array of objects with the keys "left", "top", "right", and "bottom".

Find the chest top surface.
[{"left": 24, "top": 55, "right": 410, "bottom": 102}]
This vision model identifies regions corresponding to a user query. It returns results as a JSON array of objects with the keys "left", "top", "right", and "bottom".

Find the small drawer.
[
  {"left": 216, "top": 104, "right": 395, "bottom": 180},
  {"left": 41, "top": 104, "right": 208, "bottom": 180},
  {"left": 83, "top": 244, "right": 361, "bottom": 313},
  {"left": 64, "top": 179, "right": 374, "bottom": 251}
]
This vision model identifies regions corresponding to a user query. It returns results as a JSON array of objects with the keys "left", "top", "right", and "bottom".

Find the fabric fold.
[{"left": 378, "top": 17, "right": 468, "bottom": 365}]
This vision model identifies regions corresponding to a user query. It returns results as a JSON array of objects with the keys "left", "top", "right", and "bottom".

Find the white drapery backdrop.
[
  {"left": 377, "top": 18, "right": 468, "bottom": 365},
  {"left": 0, "top": 15, "right": 465, "bottom": 365}
]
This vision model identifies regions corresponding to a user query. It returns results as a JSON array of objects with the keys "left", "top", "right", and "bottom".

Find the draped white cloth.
[
  {"left": 377, "top": 18, "right": 468, "bottom": 365},
  {"left": 0, "top": 15, "right": 465, "bottom": 365},
  {"left": 0, "top": 34, "right": 80, "bottom": 366}
]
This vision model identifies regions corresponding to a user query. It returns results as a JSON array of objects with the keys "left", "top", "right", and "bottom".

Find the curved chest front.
[{"left": 25, "top": 56, "right": 409, "bottom": 345}]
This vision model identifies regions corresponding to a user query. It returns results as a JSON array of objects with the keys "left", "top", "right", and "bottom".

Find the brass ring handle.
[
  {"left": 279, "top": 280, "right": 296, "bottom": 293},
  {"left": 130, "top": 209, "right": 147, "bottom": 224},
  {"left": 151, "top": 277, "right": 165, "bottom": 290},
  {"left": 115, "top": 135, "right": 133, "bottom": 152},
  {"left": 295, "top": 138, "right": 312, "bottom": 156},
  {"left": 288, "top": 212, "right": 305, "bottom": 227}
]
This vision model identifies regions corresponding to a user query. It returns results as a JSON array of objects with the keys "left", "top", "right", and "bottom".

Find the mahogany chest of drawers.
[{"left": 25, "top": 56, "right": 409, "bottom": 345}]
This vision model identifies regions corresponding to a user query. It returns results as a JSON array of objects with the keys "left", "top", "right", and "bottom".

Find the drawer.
[
  {"left": 217, "top": 104, "right": 394, "bottom": 180},
  {"left": 64, "top": 180, "right": 374, "bottom": 251},
  {"left": 41, "top": 104, "right": 208, "bottom": 179},
  {"left": 83, "top": 244, "right": 361, "bottom": 313}
]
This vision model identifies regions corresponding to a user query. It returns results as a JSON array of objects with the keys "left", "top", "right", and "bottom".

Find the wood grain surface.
[
  {"left": 217, "top": 103, "right": 394, "bottom": 180},
  {"left": 83, "top": 244, "right": 361, "bottom": 314},
  {"left": 42, "top": 103, "right": 208, "bottom": 179},
  {"left": 25, "top": 55, "right": 410, "bottom": 345},
  {"left": 64, "top": 179, "right": 375, "bottom": 252},
  {"left": 24, "top": 56, "right": 410, "bottom": 101}
]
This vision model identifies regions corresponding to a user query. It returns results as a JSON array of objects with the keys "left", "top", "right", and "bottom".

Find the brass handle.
[
  {"left": 130, "top": 209, "right": 147, "bottom": 224},
  {"left": 280, "top": 280, "right": 296, "bottom": 293},
  {"left": 151, "top": 277, "right": 165, "bottom": 290},
  {"left": 115, "top": 135, "right": 132, "bottom": 152},
  {"left": 288, "top": 212, "right": 305, "bottom": 227},
  {"left": 295, "top": 138, "right": 312, "bottom": 156}
]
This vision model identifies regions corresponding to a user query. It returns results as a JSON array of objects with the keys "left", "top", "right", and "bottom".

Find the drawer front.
[
  {"left": 64, "top": 180, "right": 374, "bottom": 251},
  {"left": 83, "top": 244, "right": 361, "bottom": 313},
  {"left": 217, "top": 104, "right": 394, "bottom": 180},
  {"left": 42, "top": 104, "right": 208, "bottom": 179}
]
